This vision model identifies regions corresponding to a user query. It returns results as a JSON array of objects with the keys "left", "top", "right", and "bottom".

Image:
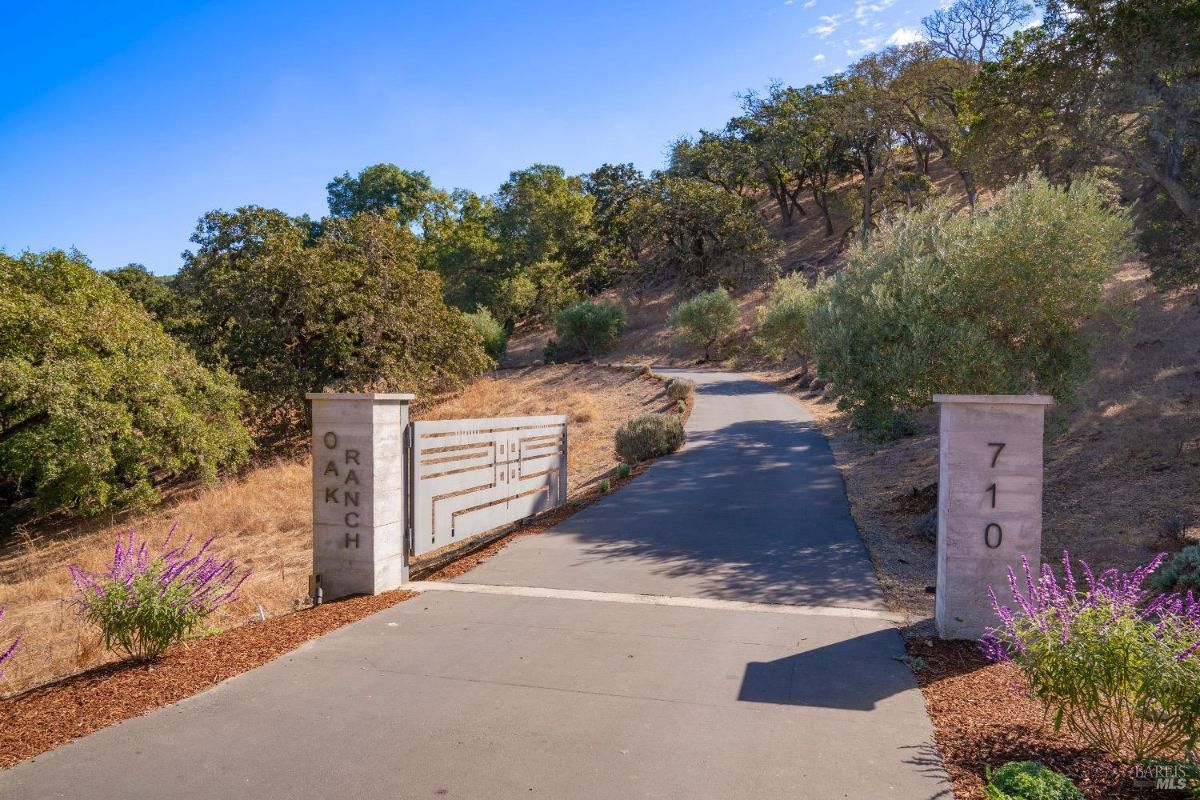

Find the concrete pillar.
[
  {"left": 933, "top": 394, "right": 1054, "bottom": 640},
  {"left": 307, "top": 393, "right": 414, "bottom": 599}
]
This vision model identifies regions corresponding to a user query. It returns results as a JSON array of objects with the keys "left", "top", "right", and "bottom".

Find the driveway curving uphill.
[{"left": 0, "top": 370, "right": 951, "bottom": 800}]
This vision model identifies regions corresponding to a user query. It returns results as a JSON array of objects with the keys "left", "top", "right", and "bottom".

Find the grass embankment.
[{"left": 0, "top": 364, "right": 670, "bottom": 697}]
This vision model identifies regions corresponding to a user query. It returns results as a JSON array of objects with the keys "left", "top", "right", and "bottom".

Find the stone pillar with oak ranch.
[
  {"left": 933, "top": 394, "right": 1054, "bottom": 640},
  {"left": 307, "top": 392, "right": 414, "bottom": 599}
]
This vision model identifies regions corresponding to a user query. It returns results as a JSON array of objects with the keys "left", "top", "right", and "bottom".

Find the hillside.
[
  {"left": 0, "top": 365, "right": 671, "bottom": 696},
  {"left": 508, "top": 157, "right": 1200, "bottom": 620}
]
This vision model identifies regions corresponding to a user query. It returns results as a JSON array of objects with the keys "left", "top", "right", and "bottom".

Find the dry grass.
[
  {"left": 0, "top": 364, "right": 668, "bottom": 697},
  {"left": 794, "top": 266, "right": 1200, "bottom": 619}
]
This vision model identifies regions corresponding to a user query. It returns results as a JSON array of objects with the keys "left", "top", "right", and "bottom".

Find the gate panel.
[{"left": 410, "top": 415, "right": 568, "bottom": 557}]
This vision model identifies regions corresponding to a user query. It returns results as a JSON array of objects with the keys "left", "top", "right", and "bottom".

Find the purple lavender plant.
[
  {"left": 67, "top": 526, "right": 250, "bottom": 661},
  {"left": 0, "top": 607, "right": 22, "bottom": 678},
  {"left": 981, "top": 551, "right": 1200, "bottom": 762}
]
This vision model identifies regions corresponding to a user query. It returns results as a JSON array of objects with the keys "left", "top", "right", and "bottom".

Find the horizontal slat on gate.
[{"left": 410, "top": 415, "right": 567, "bottom": 557}]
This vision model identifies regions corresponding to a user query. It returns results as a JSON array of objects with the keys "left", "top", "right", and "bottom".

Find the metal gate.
[{"left": 409, "top": 415, "right": 568, "bottom": 557}]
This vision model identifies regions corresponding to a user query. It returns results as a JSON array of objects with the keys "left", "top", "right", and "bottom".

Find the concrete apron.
[{"left": 3, "top": 589, "right": 948, "bottom": 800}]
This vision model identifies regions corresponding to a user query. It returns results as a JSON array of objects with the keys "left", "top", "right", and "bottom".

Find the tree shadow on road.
[{"left": 555, "top": 416, "right": 886, "bottom": 608}]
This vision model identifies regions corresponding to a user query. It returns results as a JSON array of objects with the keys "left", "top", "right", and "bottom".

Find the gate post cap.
[
  {"left": 306, "top": 392, "right": 416, "bottom": 401},
  {"left": 932, "top": 394, "right": 1054, "bottom": 405}
]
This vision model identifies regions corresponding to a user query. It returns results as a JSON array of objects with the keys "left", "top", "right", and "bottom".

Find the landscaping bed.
[
  {"left": 0, "top": 589, "right": 417, "bottom": 769},
  {"left": 911, "top": 637, "right": 1177, "bottom": 799}
]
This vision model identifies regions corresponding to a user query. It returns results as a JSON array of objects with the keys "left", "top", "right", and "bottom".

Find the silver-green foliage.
[
  {"left": 614, "top": 413, "right": 685, "bottom": 464},
  {"left": 755, "top": 273, "right": 818, "bottom": 362},
  {"left": 664, "top": 377, "right": 695, "bottom": 402},
  {"left": 807, "top": 174, "right": 1133, "bottom": 436},
  {"left": 554, "top": 299, "right": 627, "bottom": 359},
  {"left": 1155, "top": 546, "right": 1200, "bottom": 596},
  {"left": 466, "top": 306, "right": 507, "bottom": 360},
  {"left": 669, "top": 287, "right": 739, "bottom": 361}
]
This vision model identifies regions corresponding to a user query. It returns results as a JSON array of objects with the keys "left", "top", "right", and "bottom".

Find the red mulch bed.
[
  {"left": 0, "top": 588, "right": 416, "bottom": 769},
  {"left": 911, "top": 636, "right": 1177, "bottom": 799}
]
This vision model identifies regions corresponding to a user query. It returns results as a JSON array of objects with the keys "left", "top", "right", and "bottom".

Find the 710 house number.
[{"left": 984, "top": 441, "right": 1005, "bottom": 549}]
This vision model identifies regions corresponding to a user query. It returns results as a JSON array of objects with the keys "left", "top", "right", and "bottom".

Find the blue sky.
[{"left": 0, "top": 0, "right": 943, "bottom": 274}]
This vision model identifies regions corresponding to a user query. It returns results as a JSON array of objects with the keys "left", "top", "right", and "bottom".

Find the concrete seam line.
[{"left": 405, "top": 581, "right": 907, "bottom": 623}]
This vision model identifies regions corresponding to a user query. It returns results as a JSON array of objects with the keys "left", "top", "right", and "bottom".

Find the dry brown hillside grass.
[
  {"left": 802, "top": 266, "right": 1200, "bottom": 620},
  {"left": 506, "top": 156, "right": 969, "bottom": 368},
  {"left": 0, "top": 364, "right": 668, "bottom": 696}
]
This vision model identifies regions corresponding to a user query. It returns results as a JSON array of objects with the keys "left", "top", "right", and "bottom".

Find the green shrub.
[
  {"left": 1155, "top": 545, "right": 1200, "bottom": 595},
  {"left": 617, "top": 463, "right": 632, "bottom": 479},
  {"left": 615, "top": 413, "right": 685, "bottom": 464},
  {"left": 69, "top": 530, "right": 249, "bottom": 661},
  {"left": 542, "top": 337, "right": 591, "bottom": 364},
  {"left": 756, "top": 273, "right": 817, "bottom": 364},
  {"left": 675, "top": 399, "right": 687, "bottom": 414},
  {"left": 984, "top": 553, "right": 1200, "bottom": 762},
  {"left": 553, "top": 300, "right": 626, "bottom": 360},
  {"left": 0, "top": 250, "right": 252, "bottom": 518},
  {"left": 983, "top": 762, "right": 1082, "bottom": 800},
  {"left": 669, "top": 287, "right": 739, "bottom": 361},
  {"left": 665, "top": 377, "right": 696, "bottom": 402},
  {"left": 466, "top": 306, "right": 507, "bottom": 360},
  {"left": 806, "top": 174, "right": 1133, "bottom": 437},
  {"left": 598, "top": 478, "right": 611, "bottom": 494}
]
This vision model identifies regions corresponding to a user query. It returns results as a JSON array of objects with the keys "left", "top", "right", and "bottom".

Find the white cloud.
[
  {"left": 887, "top": 26, "right": 923, "bottom": 46},
  {"left": 846, "top": 36, "right": 881, "bottom": 56},
  {"left": 813, "top": 53, "right": 826, "bottom": 62},
  {"left": 809, "top": 13, "right": 842, "bottom": 38},
  {"left": 854, "top": 0, "right": 896, "bottom": 24},
  {"left": 803, "top": 0, "right": 817, "bottom": 7}
]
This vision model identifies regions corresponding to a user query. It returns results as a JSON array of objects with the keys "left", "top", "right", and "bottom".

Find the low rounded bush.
[
  {"left": 598, "top": 478, "right": 612, "bottom": 494},
  {"left": 1154, "top": 545, "right": 1200, "bottom": 595},
  {"left": 68, "top": 529, "right": 250, "bottom": 661},
  {"left": 983, "top": 552, "right": 1200, "bottom": 762},
  {"left": 665, "top": 377, "right": 696, "bottom": 403},
  {"left": 983, "top": 761, "right": 1082, "bottom": 800},
  {"left": 465, "top": 306, "right": 507, "bottom": 361},
  {"left": 755, "top": 273, "right": 817, "bottom": 364},
  {"left": 617, "top": 463, "right": 632, "bottom": 479},
  {"left": 669, "top": 288, "right": 739, "bottom": 361},
  {"left": 615, "top": 413, "right": 685, "bottom": 464},
  {"left": 553, "top": 299, "right": 626, "bottom": 360}
]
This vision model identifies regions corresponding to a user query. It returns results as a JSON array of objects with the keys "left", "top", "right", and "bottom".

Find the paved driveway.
[{"left": 0, "top": 370, "right": 950, "bottom": 800}]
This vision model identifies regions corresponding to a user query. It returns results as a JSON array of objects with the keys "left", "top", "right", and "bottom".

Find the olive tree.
[
  {"left": 669, "top": 288, "right": 740, "bottom": 361},
  {"left": 807, "top": 174, "right": 1133, "bottom": 436}
]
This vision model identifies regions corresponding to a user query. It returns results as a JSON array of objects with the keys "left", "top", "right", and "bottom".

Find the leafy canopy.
[
  {"left": 0, "top": 250, "right": 251, "bottom": 518},
  {"left": 178, "top": 207, "right": 492, "bottom": 438},
  {"left": 553, "top": 299, "right": 627, "bottom": 360},
  {"left": 807, "top": 174, "right": 1133, "bottom": 436},
  {"left": 326, "top": 163, "right": 434, "bottom": 223},
  {"left": 669, "top": 287, "right": 741, "bottom": 361}
]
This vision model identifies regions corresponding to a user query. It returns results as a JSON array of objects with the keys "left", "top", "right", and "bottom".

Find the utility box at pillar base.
[
  {"left": 307, "top": 393, "right": 414, "bottom": 599},
  {"left": 933, "top": 394, "right": 1054, "bottom": 640}
]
